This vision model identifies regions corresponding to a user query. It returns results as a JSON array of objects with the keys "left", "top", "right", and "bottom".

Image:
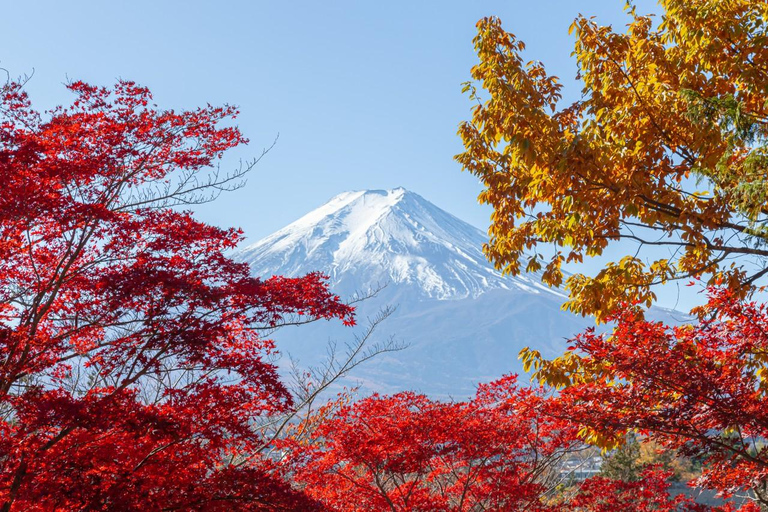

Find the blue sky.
[{"left": 5, "top": 1, "right": 700, "bottom": 309}]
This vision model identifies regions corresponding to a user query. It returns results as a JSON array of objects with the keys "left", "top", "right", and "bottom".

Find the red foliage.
[
  {"left": 0, "top": 79, "right": 353, "bottom": 510},
  {"left": 286, "top": 376, "right": 577, "bottom": 511},
  {"left": 558, "top": 289, "right": 768, "bottom": 507},
  {"left": 285, "top": 376, "right": 746, "bottom": 511},
  {"left": 565, "top": 468, "right": 716, "bottom": 512}
]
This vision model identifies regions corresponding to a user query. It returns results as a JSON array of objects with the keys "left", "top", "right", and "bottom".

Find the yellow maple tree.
[{"left": 456, "top": 0, "right": 768, "bottom": 323}]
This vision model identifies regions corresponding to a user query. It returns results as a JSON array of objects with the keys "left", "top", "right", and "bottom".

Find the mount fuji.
[
  {"left": 239, "top": 187, "right": 560, "bottom": 301},
  {"left": 235, "top": 188, "right": 633, "bottom": 397}
]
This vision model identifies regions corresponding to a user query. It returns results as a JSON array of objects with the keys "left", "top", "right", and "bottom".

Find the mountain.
[
  {"left": 235, "top": 188, "right": 665, "bottom": 398},
  {"left": 238, "top": 187, "right": 559, "bottom": 300}
]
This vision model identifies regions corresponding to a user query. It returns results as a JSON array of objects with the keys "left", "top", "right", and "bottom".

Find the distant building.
[{"left": 559, "top": 455, "right": 603, "bottom": 482}]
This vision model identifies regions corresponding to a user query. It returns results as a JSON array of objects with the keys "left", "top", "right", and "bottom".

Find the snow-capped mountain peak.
[
  {"left": 235, "top": 188, "right": 681, "bottom": 398},
  {"left": 237, "top": 188, "right": 560, "bottom": 300}
]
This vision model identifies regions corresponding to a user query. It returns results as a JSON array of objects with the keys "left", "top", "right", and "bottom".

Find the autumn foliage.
[
  {"left": 456, "top": 0, "right": 768, "bottom": 509},
  {"left": 283, "top": 377, "right": 744, "bottom": 511},
  {"left": 0, "top": 79, "right": 354, "bottom": 510},
  {"left": 457, "top": 0, "right": 768, "bottom": 321},
  {"left": 523, "top": 289, "right": 768, "bottom": 507},
  {"left": 562, "top": 468, "right": 735, "bottom": 512},
  {"left": 285, "top": 376, "right": 577, "bottom": 511}
]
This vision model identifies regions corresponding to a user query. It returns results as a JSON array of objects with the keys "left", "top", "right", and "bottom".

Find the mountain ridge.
[{"left": 237, "top": 187, "right": 562, "bottom": 301}]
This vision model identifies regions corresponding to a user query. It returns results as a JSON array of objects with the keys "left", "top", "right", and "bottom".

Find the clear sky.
[{"left": 5, "top": 1, "right": 698, "bottom": 309}]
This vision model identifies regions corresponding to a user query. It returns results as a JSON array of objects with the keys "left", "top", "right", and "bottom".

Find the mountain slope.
[
  {"left": 235, "top": 188, "right": 595, "bottom": 397},
  {"left": 238, "top": 187, "right": 559, "bottom": 300}
]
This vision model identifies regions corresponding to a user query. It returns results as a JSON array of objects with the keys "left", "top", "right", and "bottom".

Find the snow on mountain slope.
[
  {"left": 235, "top": 188, "right": 666, "bottom": 397},
  {"left": 237, "top": 187, "right": 560, "bottom": 300}
]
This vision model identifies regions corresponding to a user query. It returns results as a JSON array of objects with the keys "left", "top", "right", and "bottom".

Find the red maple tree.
[
  {"left": 284, "top": 375, "right": 574, "bottom": 510},
  {"left": 530, "top": 289, "right": 768, "bottom": 508},
  {"left": 285, "top": 375, "right": 742, "bottom": 511},
  {"left": 0, "top": 79, "right": 354, "bottom": 510}
]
